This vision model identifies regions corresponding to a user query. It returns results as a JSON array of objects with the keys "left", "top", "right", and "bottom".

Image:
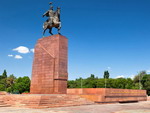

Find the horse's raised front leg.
[
  {"left": 58, "top": 22, "right": 61, "bottom": 35},
  {"left": 59, "top": 22, "right": 61, "bottom": 28},
  {"left": 49, "top": 28, "right": 53, "bottom": 35},
  {"left": 43, "top": 28, "right": 47, "bottom": 37},
  {"left": 58, "top": 27, "right": 61, "bottom": 35}
]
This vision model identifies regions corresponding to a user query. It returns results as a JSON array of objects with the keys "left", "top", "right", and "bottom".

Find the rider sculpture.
[{"left": 43, "top": 2, "right": 61, "bottom": 36}]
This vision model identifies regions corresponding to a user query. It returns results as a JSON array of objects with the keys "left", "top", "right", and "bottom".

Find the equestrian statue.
[{"left": 43, "top": 2, "right": 61, "bottom": 36}]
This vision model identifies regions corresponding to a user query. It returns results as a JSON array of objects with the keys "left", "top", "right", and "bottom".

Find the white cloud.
[
  {"left": 8, "top": 55, "right": 13, "bottom": 57},
  {"left": 30, "top": 48, "right": 34, "bottom": 53},
  {"left": 14, "top": 55, "right": 23, "bottom": 59},
  {"left": 116, "top": 75, "right": 125, "bottom": 78},
  {"left": 13, "top": 46, "right": 30, "bottom": 54}
]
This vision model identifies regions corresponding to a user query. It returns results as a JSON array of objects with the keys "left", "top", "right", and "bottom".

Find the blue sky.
[{"left": 0, "top": 0, "right": 150, "bottom": 80}]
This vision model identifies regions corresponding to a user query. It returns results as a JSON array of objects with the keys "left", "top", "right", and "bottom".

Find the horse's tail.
[{"left": 43, "top": 22, "right": 48, "bottom": 29}]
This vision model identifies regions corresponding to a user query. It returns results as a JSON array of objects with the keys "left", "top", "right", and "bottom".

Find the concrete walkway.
[{"left": 0, "top": 101, "right": 150, "bottom": 113}]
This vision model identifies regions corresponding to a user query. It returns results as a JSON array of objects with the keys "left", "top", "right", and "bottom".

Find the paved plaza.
[{"left": 0, "top": 101, "right": 150, "bottom": 113}]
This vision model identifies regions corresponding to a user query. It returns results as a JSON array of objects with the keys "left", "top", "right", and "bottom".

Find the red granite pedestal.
[{"left": 30, "top": 35, "right": 68, "bottom": 94}]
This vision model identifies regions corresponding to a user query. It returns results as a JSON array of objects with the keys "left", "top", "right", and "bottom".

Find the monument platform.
[
  {"left": 0, "top": 88, "right": 147, "bottom": 108},
  {"left": 0, "top": 94, "right": 94, "bottom": 108}
]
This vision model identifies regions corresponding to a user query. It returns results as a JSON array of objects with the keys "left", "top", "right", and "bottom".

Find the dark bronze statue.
[{"left": 43, "top": 2, "right": 61, "bottom": 36}]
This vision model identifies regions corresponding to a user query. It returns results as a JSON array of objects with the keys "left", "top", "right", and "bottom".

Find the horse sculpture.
[{"left": 43, "top": 7, "right": 61, "bottom": 36}]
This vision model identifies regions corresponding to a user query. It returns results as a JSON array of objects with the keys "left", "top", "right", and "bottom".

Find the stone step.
[
  {"left": 24, "top": 100, "right": 94, "bottom": 108},
  {"left": 22, "top": 102, "right": 93, "bottom": 106},
  {"left": 25, "top": 103, "right": 94, "bottom": 109},
  {"left": 0, "top": 105, "right": 10, "bottom": 107},
  {"left": 0, "top": 104, "right": 11, "bottom": 107},
  {"left": 0, "top": 103, "right": 6, "bottom": 105},
  {"left": 0, "top": 100, "right": 11, "bottom": 107},
  {"left": 22, "top": 101, "right": 94, "bottom": 108},
  {"left": 0, "top": 94, "right": 95, "bottom": 108}
]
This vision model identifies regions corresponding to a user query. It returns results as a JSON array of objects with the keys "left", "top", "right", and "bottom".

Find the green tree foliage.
[
  {"left": 83, "top": 78, "right": 97, "bottom": 88},
  {"left": 141, "top": 74, "right": 150, "bottom": 95},
  {"left": 104, "top": 70, "right": 110, "bottom": 79},
  {"left": 125, "top": 78, "right": 134, "bottom": 89},
  {"left": 0, "top": 70, "right": 8, "bottom": 91},
  {"left": 2, "top": 70, "right": 7, "bottom": 79},
  {"left": 132, "top": 71, "right": 148, "bottom": 91},
  {"left": 6, "top": 74, "right": 16, "bottom": 93},
  {"left": 84, "top": 74, "right": 98, "bottom": 88},
  {"left": 13, "top": 76, "right": 30, "bottom": 94},
  {"left": 6, "top": 74, "right": 16, "bottom": 87},
  {"left": 0, "top": 84, "right": 5, "bottom": 91},
  {"left": 68, "top": 75, "right": 134, "bottom": 90},
  {"left": 96, "top": 79, "right": 105, "bottom": 88},
  {"left": 0, "top": 70, "right": 31, "bottom": 94},
  {"left": 133, "top": 71, "right": 147, "bottom": 83},
  {"left": 89, "top": 74, "right": 95, "bottom": 79},
  {"left": 67, "top": 80, "right": 79, "bottom": 88}
]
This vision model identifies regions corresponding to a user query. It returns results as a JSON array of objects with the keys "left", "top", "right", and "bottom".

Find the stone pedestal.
[{"left": 30, "top": 35, "right": 68, "bottom": 94}]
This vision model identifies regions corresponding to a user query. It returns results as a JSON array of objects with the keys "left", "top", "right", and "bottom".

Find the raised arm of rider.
[{"left": 43, "top": 11, "right": 49, "bottom": 17}]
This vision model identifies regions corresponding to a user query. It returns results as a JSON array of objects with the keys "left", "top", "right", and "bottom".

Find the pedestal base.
[{"left": 30, "top": 35, "right": 68, "bottom": 94}]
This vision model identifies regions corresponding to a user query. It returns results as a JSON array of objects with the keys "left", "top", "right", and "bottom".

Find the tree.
[
  {"left": 106, "top": 78, "right": 115, "bottom": 88},
  {"left": 96, "top": 79, "right": 105, "bottom": 88},
  {"left": 0, "top": 84, "right": 5, "bottom": 91},
  {"left": 0, "top": 75, "right": 2, "bottom": 80},
  {"left": 104, "top": 70, "right": 109, "bottom": 79},
  {"left": 125, "top": 78, "right": 134, "bottom": 89},
  {"left": 67, "top": 80, "right": 78, "bottom": 88},
  {"left": 2, "top": 70, "right": 7, "bottom": 79},
  {"left": 141, "top": 74, "right": 150, "bottom": 86},
  {"left": 88, "top": 74, "right": 97, "bottom": 80},
  {"left": 83, "top": 78, "right": 97, "bottom": 88},
  {"left": 133, "top": 83, "right": 141, "bottom": 89},
  {"left": 0, "top": 78, "right": 6, "bottom": 91},
  {"left": 141, "top": 74, "right": 150, "bottom": 95},
  {"left": 90, "top": 74, "right": 95, "bottom": 79},
  {"left": 6, "top": 74, "right": 16, "bottom": 93},
  {"left": 113, "top": 78, "right": 127, "bottom": 89},
  {"left": 133, "top": 71, "right": 147, "bottom": 83},
  {"left": 6, "top": 74, "right": 16, "bottom": 87},
  {"left": 13, "top": 76, "right": 30, "bottom": 94},
  {"left": 0, "top": 70, "right": 8, "bottom": 90}
]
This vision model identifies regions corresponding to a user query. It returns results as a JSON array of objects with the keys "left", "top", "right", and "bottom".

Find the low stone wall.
[
  {"left": 67, "top": 88, "right": 147, "bottom": 103},
  {"left": 147, "top": 96, "right": 150, "bottom": 101},
  {"left": 67, "top": 88, "right": 105, "bottom": 95}
]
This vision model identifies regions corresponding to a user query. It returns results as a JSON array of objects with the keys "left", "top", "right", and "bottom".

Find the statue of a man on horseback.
[{"left": 43, "top": 2, "right": 61, "bottom": 36}]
